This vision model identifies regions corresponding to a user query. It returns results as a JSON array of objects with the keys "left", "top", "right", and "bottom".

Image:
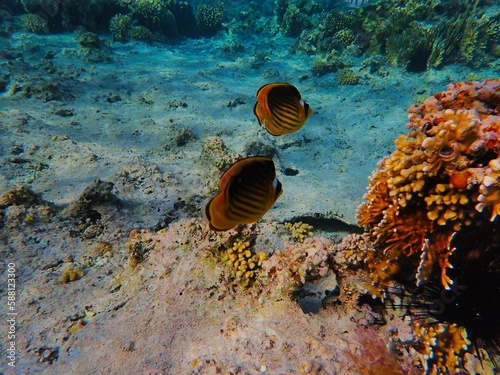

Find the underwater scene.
[{"left": 0, "top": 0, "right": 499, "bottom": 373}]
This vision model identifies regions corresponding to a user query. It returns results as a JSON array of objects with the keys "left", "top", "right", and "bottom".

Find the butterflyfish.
[
  {"left": 253, "top": 82, "right": 312, "bottom": 136},
  {"left": 205, "top": 156, "right": 283, "bottom": 231}
]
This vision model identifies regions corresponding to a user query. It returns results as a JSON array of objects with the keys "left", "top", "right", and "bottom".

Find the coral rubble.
[{"left": 260, "top": 237, "right": 333, "bottom": 300}]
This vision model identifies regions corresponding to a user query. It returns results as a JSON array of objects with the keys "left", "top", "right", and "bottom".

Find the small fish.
[
  {"left": 205, "top": 156, "right": 283, "bottom": 231},
  {"left": 253, "top": 82, "right": 312, "bottom": 136},
  {"left": 333, "top": 0, "right": 378, "bottom": 8}
]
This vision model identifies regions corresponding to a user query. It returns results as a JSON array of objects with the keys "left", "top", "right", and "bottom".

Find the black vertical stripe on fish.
[
  {"left": 271, "top": 113, "right": 301, "bottom": 132},
  {"left": 268, "top": 88, "right": 301, "bottom": 109},
  {"left": 267, "top": 87, "right": 305, "bottom": 132},
  {"left": 230, "top": 191, "right": 267, "bottom": 215},
  {"left": 271, "top": 101, "right": 302, "bottom": 123},
  {"left": 271, "top": 111, "right": 297, "bottom": 130},
  {"left": 225, "top": 160, "right": 275, "bottom": 218},
  {"left": 272, "top": 98, "right": 300, "bottom": 116},
  {"left": 273, "top": 106, "right": 301, "bottom": 124}
]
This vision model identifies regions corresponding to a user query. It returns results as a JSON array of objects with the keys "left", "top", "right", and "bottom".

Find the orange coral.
[
  {"left": 356, "top": 79, "right": 500, "bottom": 297},
  {"left": 476, "top": 158, "right": 500, "bottom": 221},
  {"left": 412, "top": 323, "right": 470, "bottom": 375}
]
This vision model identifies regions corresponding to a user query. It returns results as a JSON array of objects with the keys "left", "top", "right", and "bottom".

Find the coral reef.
[
  {"left": 281, "top": 4, "right": 310, "bottom": 37},
  {"left": 221, "top": 240, "right": 267, "bottom": 285},
  {"left": 284, "top": 221, "right": 313, "bottom": 242},
  {"left": 311, "top": 51, "right": 347, "bottom": 76},
  {"left": 288, "top": 0, "right": 498, "bottom": 73},
  {"left": 293, "top": 8, "right": 363, "bottom": 64},
  {"left": 19, "top": 0, "right": 118, "bottom": 33},
  {"left": 357, "top": 79, "right": 500, "bottom": 295},
  {"left": 76, "top": 31, "right": 112, "bottom": 62},
  {"left": 109, "top": 13, "right": 132, "bottom": 42},
  {"left": 135, "top": 0, "right": 178, "bottom": 36},
  {"left": 165, "top": 0, "right": 197, "bottom": 37},
  {"left": 195, "top": 1, "right": 224, "bottom": 37},
  {"left": 21, "top": 0, "right": 60, "bottom": 19},
  {"left": 322, "top": 10, "right": 355, "bottom": 37},
  {"left": 0, "top": 185, "right": 41, "bottom": 209},
  {"left": 130, "top": 25, "right": 153, "bottom": 43},
  {"left": 364, "top": 0, "right": 498, "bottom": 71},
  {"left": 113, "top": 0, "right": 180, "bottom": 39},
  {"left": 335, "top": 232, "right": 373, "bottom": 269},
  {"left": 337, "top": 68, "right": 360, "bottom": 85},
  {"left": 355, "top": 80, "right": 500, "bottom": 371},
  {"left": 21, "top": 13, "right": 48, "bottom": 34},
  {"left": 260, "top": 237, "right": 333, "bottom": 299},
  {"left": 412, "top": 323, "right": 470, "bottom": 375}
]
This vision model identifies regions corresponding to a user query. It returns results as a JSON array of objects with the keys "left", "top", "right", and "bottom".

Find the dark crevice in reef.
[{"left": 285, "top": 216, "right": 363, "bottom": 234}]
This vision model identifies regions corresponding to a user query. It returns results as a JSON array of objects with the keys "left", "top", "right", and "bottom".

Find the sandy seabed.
[{"left": 0, "top": 30, "right": 498, "bottom": 374}]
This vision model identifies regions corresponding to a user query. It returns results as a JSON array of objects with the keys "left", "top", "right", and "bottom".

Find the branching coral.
[
  {"left": 337, "top": 68, "right": 360, "bottom": 85},
  {"left": 109, "top": 13, "right": 132, "bottom": 42},
  {"left": 412, "top": 323, "right": 470, "bottom": 375},
  {"left": 221, "top": 240, "right": 266, "bottom": 285},
  {"left": 363, "top": 0, "right": 498, "bottom": 71},
  {"left": 59, "top": 262, "right": 85, "bottom": 283},
  {"left": 335, "top": 233, "right": 374, "bottom": 269},
  {"left": 21, "top": 13, "right": 49, "bottom": 34},
  {"left": 284, "top": 221, "right": 313, "bottom": 243},
  {"left": 476, "top": 158, "right": 500, "bottom": 221},
  {"left": 281, "top": 4, "right": 310, "bottom": 37},
  {"left": 121, "top": 0, "right": 179, "bottom": 37},
  {"left": 195, "top": 1, "right": 224, "bottom": 37},
  {"left": 357, "top": 79, "right": 500, "bottom": 295},
  {"left": 321, "top": 10, "right": 355, "bottom": 37}
]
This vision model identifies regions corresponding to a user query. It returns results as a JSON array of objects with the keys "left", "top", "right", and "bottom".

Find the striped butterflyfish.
[
  {"left": 205, "top": 156, "right": 283, "bottom": 231},
  {"left": 253, "top": 82, "right": 312, "bottom": 136}
]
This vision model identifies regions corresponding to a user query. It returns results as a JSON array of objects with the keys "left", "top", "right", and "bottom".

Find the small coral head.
[{"left": 450, "top": 170, "right": 471, "bottom": 189}]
